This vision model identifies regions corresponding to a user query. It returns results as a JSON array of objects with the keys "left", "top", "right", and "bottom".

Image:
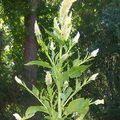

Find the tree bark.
[{"left": 24, "top": 0, "right": 38, "bottom": 87}]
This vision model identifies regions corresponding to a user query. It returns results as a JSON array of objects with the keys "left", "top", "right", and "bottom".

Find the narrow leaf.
[
  {"left": 25, "top": 60, "right": 52, "bottom": 68},
  {"left": 25, "top": 106, "right": 48, "bottom": 119}
]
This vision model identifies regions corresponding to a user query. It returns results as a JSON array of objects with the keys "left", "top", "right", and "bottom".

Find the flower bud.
[
  {"left": 34, "top": 20, "right": 41, "bottom": 36},
  {"left": 45, "top": 71, "right": 52, "bottom": 85},
  {"left": 91, "top": 48, "right": 99, "bottom": 57},
  {"left": 15, "top": 76, "right": 22, "bottom": 85},
  {"left": 50, "top": 41, "right": 55, "bottom": 50},
  {"left": 13, "top": 113, "right": 22, "bottom": 120},
  {"left": 94, "top": 99, "right": 104, "bottom": 105},
  {"left": 73, "top": 32, "right": 80, "bottom": 44},
  {"left": 64, "top": 81, "right": 69, "bottom": 86},
  {"left": 89, "top": 73, "right": 99, "bottom": 81}
]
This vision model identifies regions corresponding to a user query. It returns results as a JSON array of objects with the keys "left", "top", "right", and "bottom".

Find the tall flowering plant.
[{"left": 13, "top": 0, "right": 103, "bottom": 120}]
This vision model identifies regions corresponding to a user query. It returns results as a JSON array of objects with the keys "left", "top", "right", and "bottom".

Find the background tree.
[{"left": 24, "top": 0, "right": 38, "bottom": 87}]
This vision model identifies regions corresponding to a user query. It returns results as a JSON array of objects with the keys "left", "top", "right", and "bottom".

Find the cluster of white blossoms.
[{"left": 53, "top": 0, "right": 80, "bottom": 44}]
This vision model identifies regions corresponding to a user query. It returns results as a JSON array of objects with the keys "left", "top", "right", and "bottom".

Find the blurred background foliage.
[{"left": 0, "top": 0, "right": 120, "bottom": 120}]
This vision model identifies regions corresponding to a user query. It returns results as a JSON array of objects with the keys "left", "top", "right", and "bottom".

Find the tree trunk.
[
  {"left": 24, "top": 0, "right": 43, "bottom": 119},
  {"left": 24, "top": 0, "right": 38, "bottom": 87}
]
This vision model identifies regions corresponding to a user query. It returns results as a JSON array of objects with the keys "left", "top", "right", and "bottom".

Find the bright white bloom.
[
  {"left": 50, "top": 41, "right": 55, "bottom": 50},
  {"left": 13, "top": 113, "right": 22, "bottom": 120},
  {"left": 94, "top": 99, "right": 104, "bottom": 105},
  {"left": 89, "top": 73, "right": 99, "bottom": 80},
  {"left": 45, "top": 71, "right": 52, "bottom": 85},
  {"left": 34, "top": 20, "right": 41, "bottom": 35},
  {"left": 73, "top": 32, "right": 80, "bottom": 44},
  {"left": 59, "top": 0, "right": 77, "bottom": 24},
  {"left": 15, "top": 76, "right": 22, "bottom": 85},
  {"left": 91, "top": 48, "right": 99, "bottom": 57}
]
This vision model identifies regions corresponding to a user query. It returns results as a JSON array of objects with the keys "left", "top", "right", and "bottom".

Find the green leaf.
[
  {"left": 32, "top": 85, "right": 39, "bottom": 97},
  {"left": 65, "top": 98, "right": 90, "bottom": 116},
  {"left": 69, "top": 65, "right": 90, "bottom": 78},
  {"left": 61, "top": 71, "right": 69, "bottom": 85},
  {"left": 41, "top": 97, "right": 51, "bottom": 112},
  {"left": 73, "top": 58, "right": 82, "bottom": 66},
  {"left": 25, "top": 106, "right": 48, "bottom": 119},
  {"left": 25, "top": 60, "right": 52, "bottom": 68},
  {"left": 62, "top": 87, "right": 73, "bottom": 103}
]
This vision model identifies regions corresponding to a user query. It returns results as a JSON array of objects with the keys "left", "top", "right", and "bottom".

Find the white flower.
[
  {"left": 89, "top": 73, "right": 99, "bottom": 80},
  {"left": 94, "top": 99, "right": 104, "bottom": 105},
  {"left": 73, "top": 32, "right": 80, "bottom": 44},
  {"left": 13, "top": 113, "right": 22, "bottom": 120},
  {"left": 50, "top": 41, "right": 55, "bottom": 50},
  {"left": 34, "top": 20, "right": 41, "bottom": 35},
  {"left": 91, "top": 48, "right": 99, "bottom": 57},
  {"left": 15, "top": 76, "right": 22, "bottom": 85},
  {"left": 45, "top": 71, "right": 52, "bottom": 85}
]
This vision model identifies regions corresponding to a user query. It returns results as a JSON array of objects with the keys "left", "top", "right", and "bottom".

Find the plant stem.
[
  {"left": 60, "top": 46, "right": 62, "bottom": 58},
  {"left": 58, "top": 88, "right": 62, "bottom": 118},
  {"left": 63, "top": 91, "right": 77, "bottom": 107},
  {"left": 46, "top": 52, "right": 54, "bottom": 66}
]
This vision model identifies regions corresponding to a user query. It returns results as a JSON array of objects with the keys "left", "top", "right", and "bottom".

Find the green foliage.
[{"left": 13, "top": 0, "right": 102, "bottom": 120}]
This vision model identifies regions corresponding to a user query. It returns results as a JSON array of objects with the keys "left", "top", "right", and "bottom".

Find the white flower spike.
[
  {"left": 15, "top": 76, "right": 22, "bottom": 85},
  {"left": 59, "top": 0, "right": 77, "bottom": 24},
  {"left": 94, "top": 99, "right": 104, "bottom": 105},
  {"left": 91, "top": 48, "right": 99, "bottom": 57},
  {"left": 13, "top": 113, "right": 22, "bottom": 120},
  {"left": 89, "top": 73, "right": 99, "bottom": 81}
]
